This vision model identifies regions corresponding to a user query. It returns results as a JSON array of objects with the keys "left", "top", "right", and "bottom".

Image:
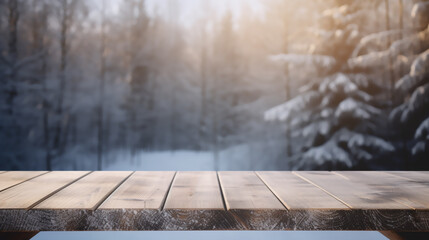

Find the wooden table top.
[{"left": 0, "top": 171, "right": 428, "bottom": 231}]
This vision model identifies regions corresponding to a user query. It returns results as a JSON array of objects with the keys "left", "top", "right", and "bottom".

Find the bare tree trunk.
[
  {"left": 212, "top": 74, "right": 219, "bottom": 171},
  {"left": 198, "top": 26, "right": 208, "bottom": 151},
  {"left": 397, "top": 0, "right": 404, "bottom": 77},
  {"left": 40, "top": 39, "right": 51, "bottom": 170},
  {"left": 97, "top": 0, "right": 107, "bottom": 170},
  {"left": 283, "top": 8, "right": 291, "bottom": 158},
  {"left": 385, "top": 0, "right": 395, "bottom": 102},
  {"left": 53, "top": 0, "right": 69, "bottom": 155},
  {"left": 169, "top": 86, "right": 177, "bottom": 150},
  {"left": 7, "top": 0, "right": 19, "bottom": 116},
  {"left": 42, "top": 57, "right": 52, "bottom": 170},
  {"left": 168, "top": 0, "right": 178, "bottom": 151}
]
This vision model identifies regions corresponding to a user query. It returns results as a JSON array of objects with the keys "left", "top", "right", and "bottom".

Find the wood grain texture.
[
  {"left": 34, "top": 171, "right": 132, "bottom": 210},
  {"left": 257, "top": 171, "right": 348, "bottom": 210},
  {"left": 218, "top": 171, "right": 286, "bottom": 230},
  {"left": 0, "top": 171, "right": 47, "bottom": 191},
  {"left": 0, "top": 171, "right": 89, "bottom": 209},
  {"left": 385, "top": 171, "right": 429, "bottom": 182},
  {"left": 337, "top": 171, "right": 429, "bottom": 209},
  {"left": 0, "top": 171, "right": 429, "bottom": 232},
  {"left": 100, "top": 171, "right": 175, "bottom": 209},
  {"left": 164, "top": 171, "right": 224, "bottom": 210},
  {"left": 218, "top": 171, "right": 283, "bottom": 210},
  {"left": 295, "top": 171, "right": 412, "bottom": 209}
]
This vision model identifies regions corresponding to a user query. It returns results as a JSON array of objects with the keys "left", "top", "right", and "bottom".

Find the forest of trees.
[{"left": 0, "top": 0, "right": 428, "bottom": 170}]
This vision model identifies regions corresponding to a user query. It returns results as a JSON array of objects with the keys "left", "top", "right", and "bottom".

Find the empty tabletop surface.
[{"left": 0, "top": 171, "right": 428, "bottom": 231}]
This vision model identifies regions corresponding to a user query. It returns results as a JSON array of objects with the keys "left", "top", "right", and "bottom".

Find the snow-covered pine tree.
[
  {"left": 388, "top": 1, "right": 429, "bottom": 168},
  {"left": 347, "top": 1, "right": 429, "bottom": 169},
  {"left": 265, "top": 1, "right": 395, "bottom": 170}
]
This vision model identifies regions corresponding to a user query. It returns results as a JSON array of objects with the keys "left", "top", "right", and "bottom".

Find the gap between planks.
[
  {"left": 216, "top": 172, "right": 227, "bottom": 211},
  {"left": 92, "top": 171, "right": 135, "bottom": 211},
  {"left": 292, "top": 171, "right": 353, "bottom": 209},
  {"left": 27, "top": 171, "right": 93, "bottom": 210},
  {"left": 160, "top": 171, "right": 177, "bottom": 211},
  {"left": 0, "top": 172, "right": 50, "bottom": 193},
  {"left": 254, "top": 171, "right": 291, "bottom": 210}
]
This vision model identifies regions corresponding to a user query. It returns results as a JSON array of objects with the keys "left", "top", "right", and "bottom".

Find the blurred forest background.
[{"left": 0, "top": 0, "right": 428, "bottom": 171}]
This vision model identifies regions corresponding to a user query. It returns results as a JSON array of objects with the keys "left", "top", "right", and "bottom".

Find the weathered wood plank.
[
  {"left": 0, "top": 171, "right": 89, "bottom": 209},
  {"left": 164, "top": 171, "right": 224, "bottom": 210},
  {"left": 100, "top": 171, "right": 175, "bottom": 209},
  {"left": 337, "top": 171, "right": 429, "bottom": 209},
  {"left": 0, "top": 171, "right": 47, "bottom": 192},
  {"left": 34, "top": 171, "right": 132, "bottom": 210},
  {"left": 219, "top": 171, "right": 284, "bottom": 210},
  {"left": 257, "top": 171, "right": 348, "bottom": 210},
  {"left": 295, "top": 171, "right": 411, "bottom": 209},
  {"left": 161, "top": 171, "right": 242, "bottom": 230},
  {"left": 218, "top": 171, "right": 286, "bottom": 230},
  {"left": 385, "top": 171, "right": 429, "bottom": 182},
  {"left": 0, "top": 171, "right": 429, "bottom": 232}
]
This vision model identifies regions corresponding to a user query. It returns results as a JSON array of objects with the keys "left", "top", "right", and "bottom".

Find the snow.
[
  {"left": 412, "top": 1, "right": 429, "bottom": 28},
  {"left": 410, "top": 49, "right": 429, "bottom": 76},
  {"left": 105, "top": 151, "right": 215, "bottom": 171},
  {"left": 103, "top": 142, "right": 284, "bottom": 171},
  {"left": 335, "top": 98, "right": 380, "bottom": 120},
  {"left": 300, "top": 140, "right": 353, "bottom": 169},
  {"left": 319, "top": 74, "right": 357, "bottom": 94},
  {"left": 264, "top": 91, "right": 321, "bottom": 122},
  {"left": 269, "top": 54, "right": 336, "bottom": 69},
  {"left": 351, "top": 29, "right": 414, "bottom": 58},
  {"left": 415, "top": 117, "right": 429, "bottom": 139}
]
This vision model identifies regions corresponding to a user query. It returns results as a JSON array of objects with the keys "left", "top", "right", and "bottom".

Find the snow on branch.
[
  {"left": 335, "top": 98, "right": 381, "bottom": 121},
  {"left": 351, "top": 29, "right": 415, "bottom": 58},
  {"left": 348, "top": 25, "right": 429, "bottom": 70},
  {"left": 412, "top": 117, "right": 429, "bottom": 155},
  {"left": 269, "top": 54, "right": 336, "bottom": 69},
  {"left": 296, "top": 128, "right": 394, "bottom": 169},
  {"left": 264, "top": 91, "right": 321, "bottom": 122},
  {"left": 395, "top": 49, "right": 429, "bottom": 94},
  {"left": 390, "top": 83, "right": 429, "bottom": 124},
  {"left": 412, "top": 1, "right": 429, "bottom": 29},
  {"left": 415, "top": 117, "right": 429, "bottom": 140}
]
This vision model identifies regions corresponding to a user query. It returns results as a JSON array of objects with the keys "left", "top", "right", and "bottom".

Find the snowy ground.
[
  {"left": 104, "top": 150, "right": 216, "bottom": 170},
  {"left": 103, "top": 143, "right": 286, "bottom": 171}
]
